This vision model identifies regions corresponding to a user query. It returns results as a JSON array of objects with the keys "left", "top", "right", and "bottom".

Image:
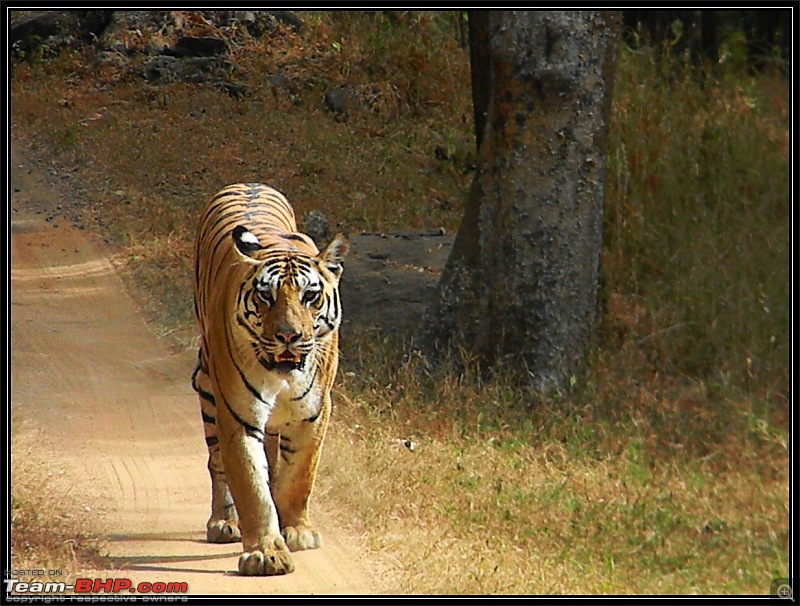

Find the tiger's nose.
[{"left": 276, "top": 330, "right": 301, "bottom": 344}]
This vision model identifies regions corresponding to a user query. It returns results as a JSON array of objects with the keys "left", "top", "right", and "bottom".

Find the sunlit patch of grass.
[
  {"left": 321, "top": 376, "right": 788, "bottom": 594},
  {"left": 334, "top": 312, "right": 787, "bottom": 592},
  {"left": 323, "top": 334, "right": 788, "bottom": 594}
]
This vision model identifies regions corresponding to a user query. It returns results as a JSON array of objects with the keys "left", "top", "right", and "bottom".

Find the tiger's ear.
[
  {"left": 232, "top": 226, "right": 263, "bottom": 261},
  {"left": 317, "top": 233, "right": 349, "bottom": 278}
]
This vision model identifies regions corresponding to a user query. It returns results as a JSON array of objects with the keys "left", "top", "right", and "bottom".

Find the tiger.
[{"left": 191, "top": 183, "right": 349, "bottom": 576}]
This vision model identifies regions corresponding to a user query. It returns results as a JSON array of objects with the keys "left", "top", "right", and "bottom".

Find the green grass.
[{"left": 10, "top": 12, "right": 789, "bottom": 594}]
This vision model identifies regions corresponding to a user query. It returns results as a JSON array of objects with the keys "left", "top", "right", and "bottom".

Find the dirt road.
[{"left": 10, "top": 146, "right": 384, "bottom": 595}]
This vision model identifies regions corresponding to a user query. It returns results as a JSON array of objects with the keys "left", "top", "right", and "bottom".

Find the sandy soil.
[{"left": 10, "top": 144, "right": 389, "bottom": 596}]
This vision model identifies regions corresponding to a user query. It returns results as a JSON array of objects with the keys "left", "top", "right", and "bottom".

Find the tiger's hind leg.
[{"left": 192, "top": 355, "right": 241, "bottom": 544}]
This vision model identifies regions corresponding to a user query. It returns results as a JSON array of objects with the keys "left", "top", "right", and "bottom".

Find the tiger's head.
[{"left": 231, "top": 226, "right": 349, "bottom": 374}]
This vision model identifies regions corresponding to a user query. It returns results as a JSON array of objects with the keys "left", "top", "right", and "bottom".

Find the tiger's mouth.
[{"left": 267, "top": 351, "right": 305, "bottom": 372}]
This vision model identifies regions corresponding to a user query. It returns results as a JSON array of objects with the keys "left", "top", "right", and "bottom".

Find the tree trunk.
[
  {"left": 419, "top": 11, "right": 619, "bottom": 391},
  {"left": 468, "top": 11, "right": 491, "bottom": 152}
]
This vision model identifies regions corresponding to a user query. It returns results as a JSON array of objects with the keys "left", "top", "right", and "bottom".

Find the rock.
[
  {"left": 340, "top": 233, "right": 455, "bottom": 335},
  {"left": 95, "top": 49, "right": 129, "bottom": 69},
  {"left": 161, "top": 36, "right": 228, "bottom": 58},
  {"left": 301, "top": 210, "right": 330, "bottom": 246},
  {"left": 232, "top": 11, "right": 257, "bottom": 26},
  {"left": 11, "top": 11, "right": 114, "bottom": 59},
  {"left": 78, "top": 11, "right": 114, "bottom": 36},
  {"left": 10, "top": 11, "right": 80, "bottom": 58},
  {"left": 236, "top": 11, "right": 303, "bottom": 37},
  {"left": 140, "top": 55, "right": 230, "bottom": 85},
  {"left": 268, "top": 11, "right": 303, "bottom": 33},
  {"left": 268, "top": 73, "right": 302, "bottom": 106},
  {"left": 195, "top": 10, "right": 302, "bottom": 33},
  {"left": 324, "top": 87, "right": 359, "bottom": 120},
  {"left": 219, "top": 82, "right": 249, "bottom": 99},
  {"left": 95, "top": 11, "right": 170, "bottom": 55}
]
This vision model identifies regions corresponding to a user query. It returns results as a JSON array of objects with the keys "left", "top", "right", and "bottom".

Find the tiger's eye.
[
  {"left": 257, "top": 290, "right": 274, "bottom": 306},
  {"left": 302, "top": 289, "right": 320, "bottom": 305}
]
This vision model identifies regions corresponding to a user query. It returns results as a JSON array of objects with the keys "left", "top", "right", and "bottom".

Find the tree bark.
[
  {"left": 468, "top": 11, "right": 491, "bottom": 152},
  {"left": 419, "top": 11, "right": 619, "bottom": 391}
]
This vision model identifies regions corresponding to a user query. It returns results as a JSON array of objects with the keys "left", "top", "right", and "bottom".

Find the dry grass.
[
  {"left": 10, "top": 12, "right": 790, "bottom": 595},
  {"left": 10, "top": 430, "right": 106, "bottom": 585},
  {"left": 322, "top": 420, "right": 787, "bottom": 593},
  {"left": 318, "top": 339, "right": 788, "bottom": 594}
]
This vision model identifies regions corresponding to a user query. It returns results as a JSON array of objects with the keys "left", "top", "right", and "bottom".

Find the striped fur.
[{"left": 192, "top": 183, "right": 348, "bottom": 576}]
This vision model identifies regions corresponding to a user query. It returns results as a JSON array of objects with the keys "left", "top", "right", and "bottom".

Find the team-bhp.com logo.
[{"left": 5, "top": 577, "right": 188, "bottom": 596}]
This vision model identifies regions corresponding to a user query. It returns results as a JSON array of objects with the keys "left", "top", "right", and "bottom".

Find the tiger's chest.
[
  {"left": 266, "top": 384, "right": 324, "bottom": 430},
  {"left": 244, "top": 357, "right": 326, "bottom": 430}
]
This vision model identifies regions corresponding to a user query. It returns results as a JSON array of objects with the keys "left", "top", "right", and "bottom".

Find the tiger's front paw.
[
  {"left": 238, "top": 535, "right": 295, "bottom": 576},
  {"left": 282, "top": 525, "right": 322, "bottom": 552},
  {"left": 207, "top": 519, "right": 241, "bottom": 544}
]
